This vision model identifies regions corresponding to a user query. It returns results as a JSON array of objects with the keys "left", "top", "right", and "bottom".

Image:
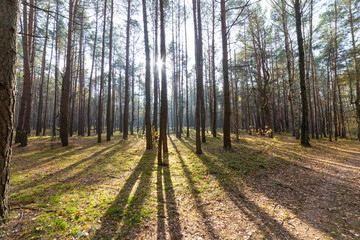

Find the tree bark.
[
  {"left": 212, "top": 0, "right": 217, "bottom": 137},
  {"left": 0, "top": 0, "right": 19, "bottom": 219},
  {"left": 123, "top": 0, "right": 131, "bottom": 140},
  {"left": 106, "top": 0, "right": 113, "bottom": 141},
  {"left": 60, "top": 0, "right": 77, "bottom": 146},
  {"left": 294, "top": 0, "right": 310, "bottom": 147},
  {"left": 158, "top": 0, "right": 168, "bottom": 165},
  {"left": 88, "top": 2, "right": 99, "bottom": 136},
  {"left": 97, "top": 0, "right": 107, "bottom": 143},
  {"left": 43, "top": 25, "right": 55, "bottom": 136},
  {"left": 192, "top": 0, "right": 202, "bottom": 154},
  {"left": 348, "top": 0, "right": 360, "bottom": 140},
  {"left": 36, "top": 10, "right": 50, "bottom": 136},
  {"left": 221, "top": 0, "right": 231, "bottom": 149},
  {"left": 142, "top": 0, "right": 152, "bottom": 149},
  {"left": 153, "top": 0, "right": 159, "bottom": 133}
]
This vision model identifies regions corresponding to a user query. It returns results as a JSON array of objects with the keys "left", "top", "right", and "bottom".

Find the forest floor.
[{"left": 0, "top": 130, "right": 359, "bottom": 240}]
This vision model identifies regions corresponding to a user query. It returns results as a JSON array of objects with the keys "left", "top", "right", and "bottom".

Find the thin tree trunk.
[
  {"left": 123, "top": 0, "right": 131, "bottom": 140},
  {"left": 333, "top": 0, "right": 338, "bottom": 141},
  {"left": 36, "top": 10, "right": 50, "bottom": 136},
  {"left": 106, "top": 0, "right": 113, "bottom": 141},
  {"left": 142, "top": 0, "right": 152, "bottom": 149},
  {"left": 53, "top": 0, "right": 60, "bottom": 137},
  {"left": 153, "top": 0, "right": 159, "bottom": 133},
  {"left": 212, "top": 0, "right": 217, "bottom": 137},
  {"left": 88, "top": 2, "right": 98, "bottom": 136},
  {"left": 184, "top": 0, "right": 189, "bottom": 137},
  {"left": 281, "top": 0, "right": 299, "bottom": 138},
  {"left": 97, "top": 0, "right": 107, "bottom": 143},
  {"left": 43, "top": 25, "right": 55, "bottom": 136},
  {"left": 192, "top": 0, "right": 202, "bottom": 154},
  {"left": 78, "top": 10, "right": 85, "bottom": 136},
  {"left": 197, "top": 0, "right": 206, "bottom": 143},
  {"left": 221, "top": 0, "right": 231, "bottom": 149},
  {"left": 131, "top": 43, "right": 135, "bottom": 135}
]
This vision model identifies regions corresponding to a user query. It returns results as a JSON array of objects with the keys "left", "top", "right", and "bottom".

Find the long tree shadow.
[
  {"left": 182, "top": 135, "right": 360, "bottom": 239},
  {"left": 245, "top": 143, "right": 360, "bottom": 239},
  {"left": 13, "top": 141, "right": 123, "bottom": 193},
  {"left": 12, "top": 142, "right": 98, "bottom": 174},
  {"left": 179, "top": 138, "right": 299, "bottom": 239},
  {"left": 93, "top": 150, "right": 156, "bottom": 239},
  {"left": 157, "top": 160, "right": 166, "bottom": 240},
  {"left": 160, "top": 154, "right": 183, "bottom": 240},
  {"left": 14, "top": 140, "right": 140, "bottom": 206},
  {"left": 169, "top": 137, "right": 219, "bottom": 239}
]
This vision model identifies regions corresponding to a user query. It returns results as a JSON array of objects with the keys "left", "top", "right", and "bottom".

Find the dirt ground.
[{"left": 0, "top": 132, "right": 359, "bottom": 239}]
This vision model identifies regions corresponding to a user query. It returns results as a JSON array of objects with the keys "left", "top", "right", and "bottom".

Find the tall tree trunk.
[
  {"left": 158, "top": 0, "right": 168, "bottom": 164},
  {"left": 294, "top": 0, "right": 310, "bottom": 146},
  {"left": 212, "top": 0, "right": 217, "bottom": 137},
  {"left": 123, "top": 0, "right": 131, "bottom": 140},
  {"left": 111, "top": 63, "right": 115, "bottom": 135},
  {"left": 184, "top": 0, "right": 190, "bottom": 137},
  {"left": 281, "top": 0, "right": 299, "bottom": 138},
  {"left": 119, "top": 69, "right": 123, "bottom": 132},
  {"left": 60, "top": 0, "right": 77, "bottom": 147},
  {"left": 106, "top": 0, "right": 113, "bottom": 141},
  {"left": 16, "top": 0, "right": 34, "bottom": 146},
  {"left": 348, "top": 0, "right": 360, "bottom": 140},
  {"left": 327, "top": 52, "right": 333, "bottom": 141},
  {"left": 97, "top": 0, "right": 107, "bottom": 143},
  {"left": 0, "top": 0, "right": 19, "bottom": 219},
  {"left": 197, "top": 0, "right": 206, "bottom": 143},
  {"left": 192, "top": 0, "right": 202, "bottom": 154},
  {"left": 43, "top": 26, "right": 55, "bottom": 136},
  {"left": 24, "top": 0, "right": 35, "bottom": 137},
  {"left": 153, "top": 0, "right": 159, "bottom": 133},
  {"left": 333, "top": 0, "right": 338, "bottom": 141},
  {"left": 221, "top": 0, "right": 231, "bottom": 149},
  {"left": 303, "top": 22, "right": 314, "bottom": 139},
  {"left": 88, "top": 2, "right": 99, "bottom": 136},
  {"left": 78, "top": 10, "right": 85, "bottom": 136},
  {"left": 53, "top": 0, "right": 60, "bottom": 137},
  {"left": 131, "top": 43, "right": 135, "bottom": 135},
  {"left": 36, "top": 10, "right": 50, "bottom": 136},
  {"left": 142, "top": 0, "right": 152, "bottom": 149}
]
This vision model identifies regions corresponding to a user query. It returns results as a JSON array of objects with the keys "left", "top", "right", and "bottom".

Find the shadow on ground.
[{"left": 179, "top": 134, "right": 360, "bottom": 239}]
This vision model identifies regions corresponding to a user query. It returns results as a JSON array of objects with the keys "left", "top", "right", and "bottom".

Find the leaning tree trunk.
[{"left": 0, "top": 0, "right": 20, "bottom": 219}]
